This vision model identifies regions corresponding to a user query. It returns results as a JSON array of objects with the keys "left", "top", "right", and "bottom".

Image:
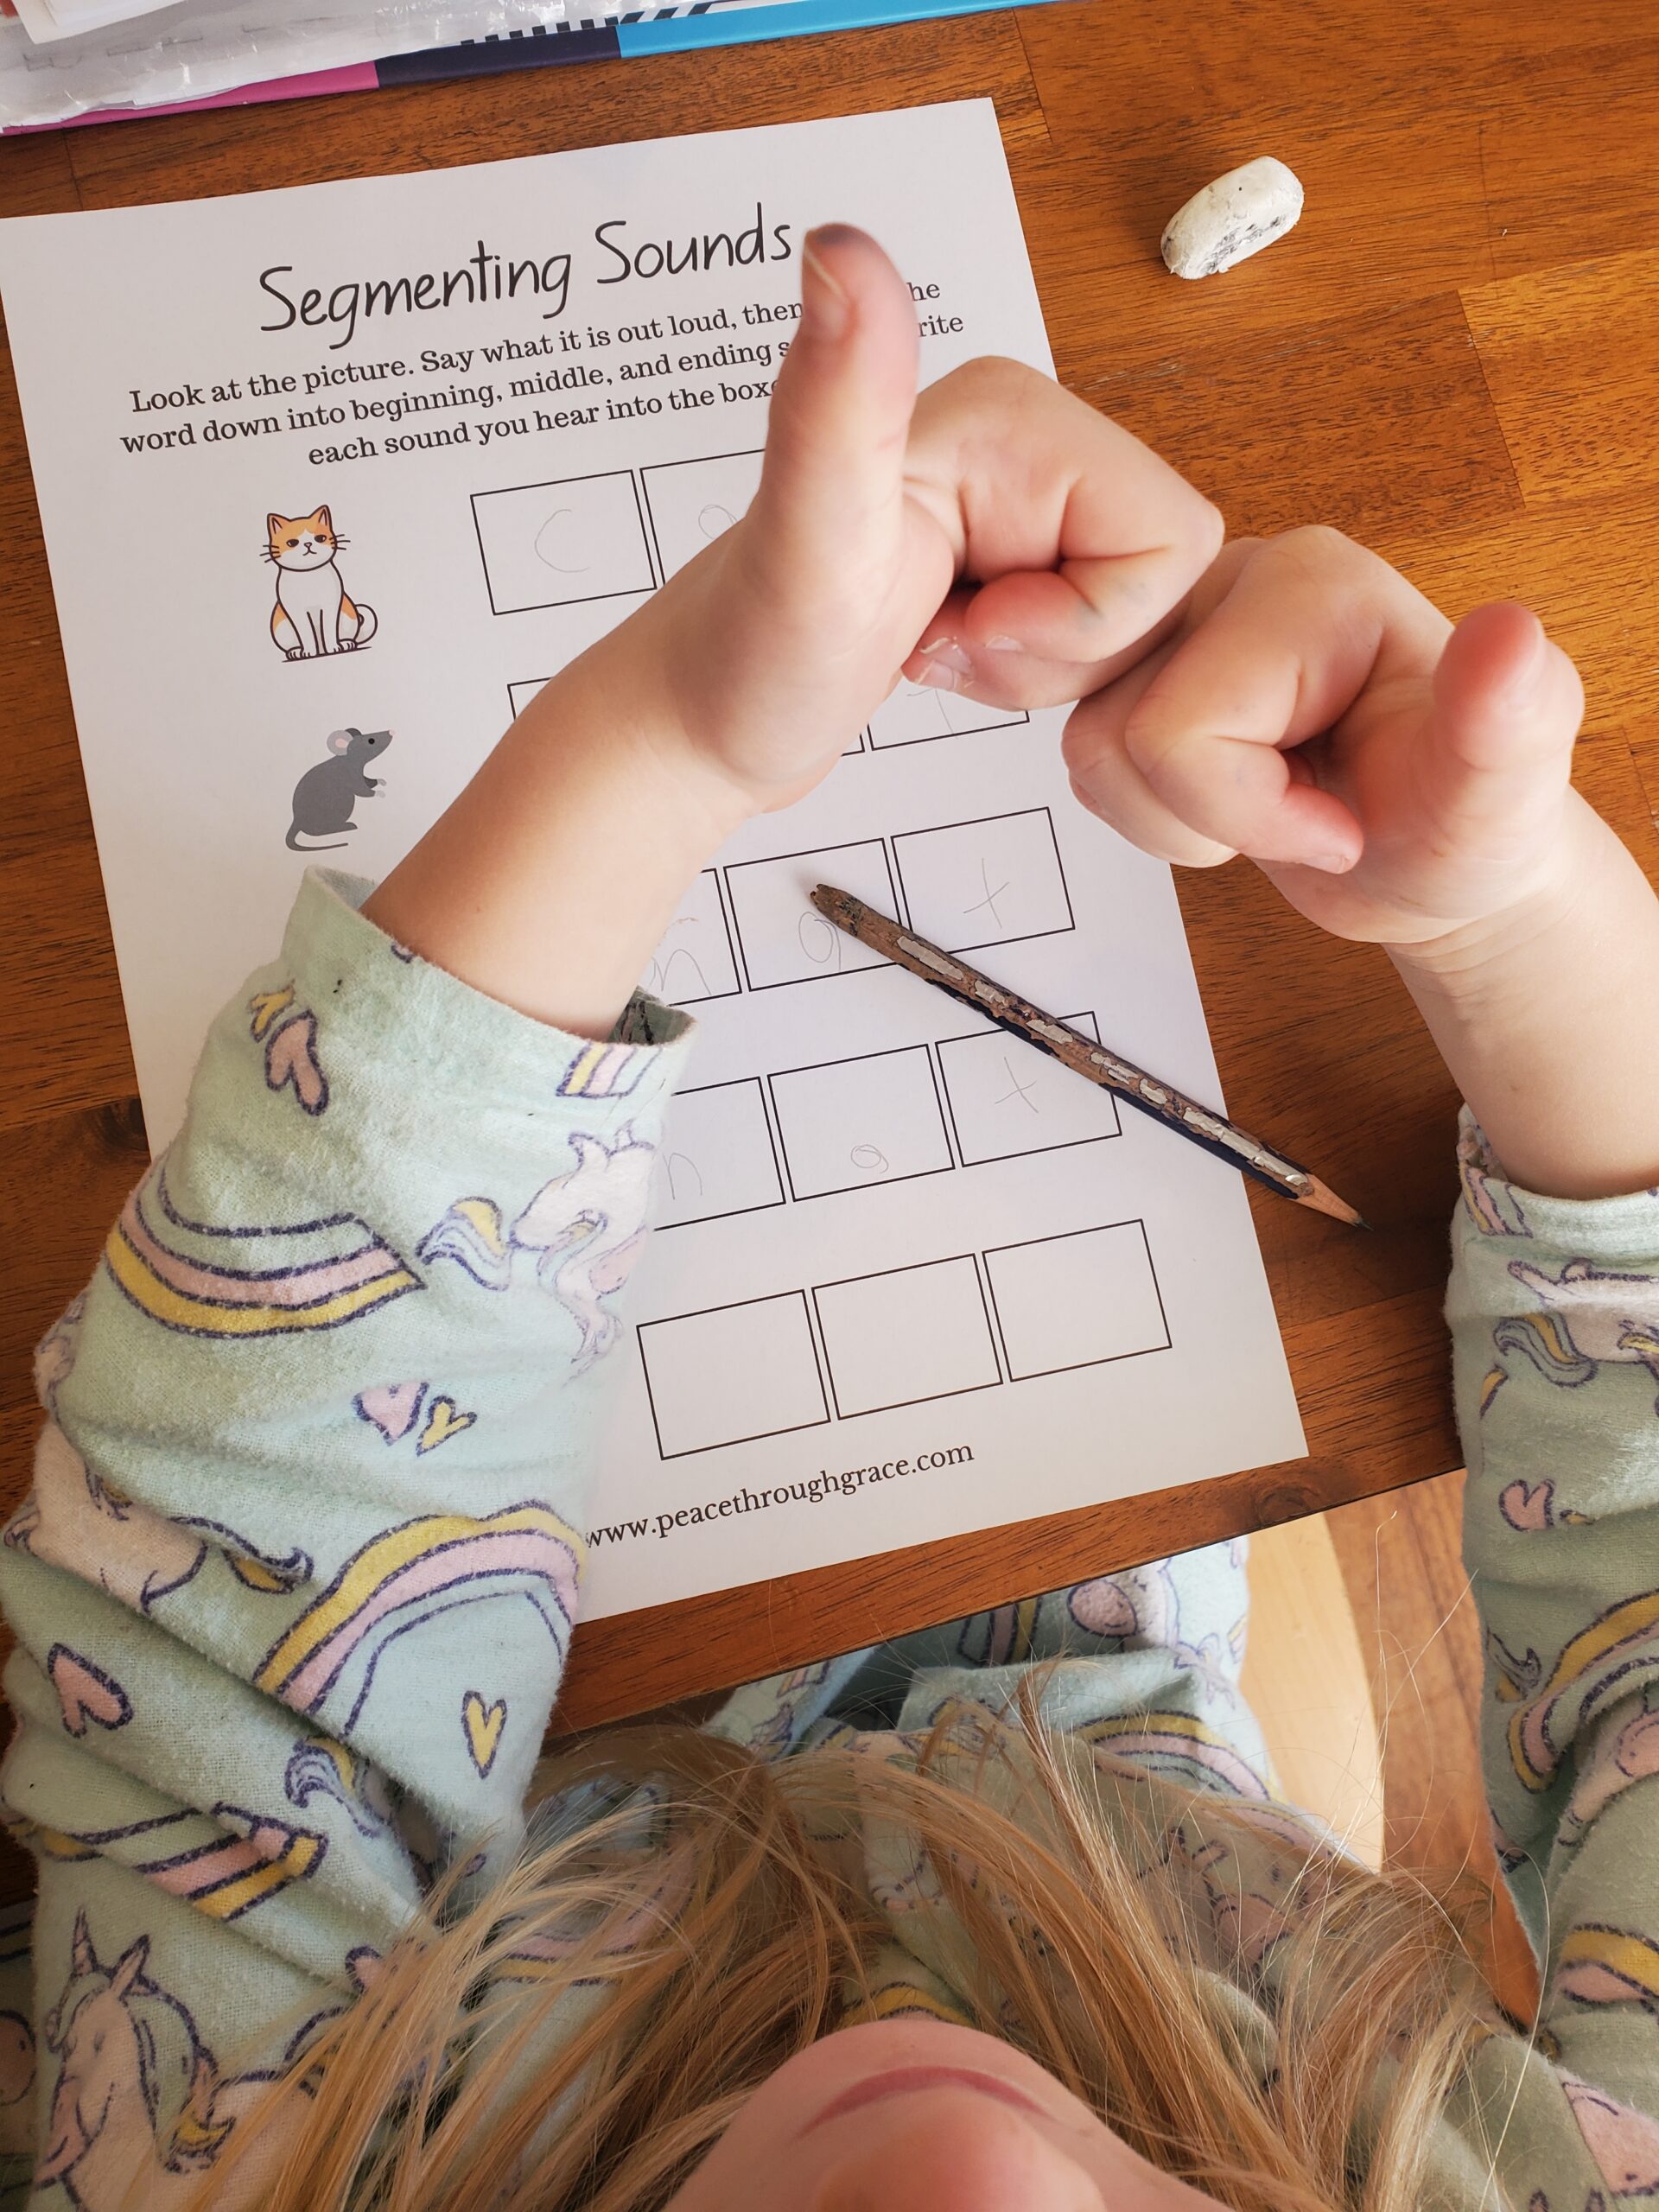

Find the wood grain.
[
  {"left": 1478, "top": 38, "right": 1659, "bottom": 282},
  {"left": 0, "top": 6, "right": 1653, "bottom": 1808},
  {"left": 1376, "top": 497, "right": 1659, "bottom": 739},
  {"left": 1009, "top": 92, "right": 1497, "bottom": 362},
  {"left": 1082, "top": 293, "right": 1521, "bottom": 543},
  {"left": 1016, "top": 0, "right": 1605, "bottom": 145},
  {"left": 1465, "top": 248, "right": 1659, "bottom": 506}
]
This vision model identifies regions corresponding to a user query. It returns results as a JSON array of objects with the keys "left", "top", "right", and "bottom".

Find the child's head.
[
  {"left": 187, "top": 1697, "right": 1497, "bottom": 2212},
  {"left": 655, "top": 2014, "right": 1224, "bottom": 2211}
]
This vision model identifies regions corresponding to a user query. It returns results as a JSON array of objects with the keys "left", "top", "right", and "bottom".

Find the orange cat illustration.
[{"left": 264, "top": 505, "right": 378, "bottom": 660}]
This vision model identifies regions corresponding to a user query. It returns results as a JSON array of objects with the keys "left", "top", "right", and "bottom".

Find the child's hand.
[
  {"left": 367, "top": 224, "right": 1216, "bottom": 1041},
  {"left": 611, "top": 225, "right": 1223, "bottom": 827},
  {"left": 372, "top": 218, "right": 1659, "bottom": 1206},
  {"left": 1058, "top": 528, "right": 1586, "bottom": 950},
  {"left": 1055, "top": 524, "right": 1659, "bottom": 1200}
]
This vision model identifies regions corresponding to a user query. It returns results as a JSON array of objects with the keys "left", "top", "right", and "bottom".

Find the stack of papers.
[
  {"left": 11, "top": 0, "right": 179, "bottom": 42},
  {"left": 0, "top": 0, "right": 572, "bottom": 124}
]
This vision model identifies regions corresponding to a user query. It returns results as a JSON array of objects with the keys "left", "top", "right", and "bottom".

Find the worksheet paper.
[{"left": 0, "top": 100, "right": 1305, "bottom": 1618}]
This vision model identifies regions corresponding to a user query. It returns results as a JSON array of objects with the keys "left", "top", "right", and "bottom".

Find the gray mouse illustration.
[{"left": 287, "top": 727, "right": 393, "bottom": 851}]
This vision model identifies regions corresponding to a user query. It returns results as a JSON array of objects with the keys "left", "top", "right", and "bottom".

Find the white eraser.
[{"left": 1160, "top": 156, "right": 1305, "bottom": 280}]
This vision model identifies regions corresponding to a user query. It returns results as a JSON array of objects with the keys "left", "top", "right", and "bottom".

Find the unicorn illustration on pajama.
[
  {"left": 36, "top": 1914, "right": 285, "bottom": 2211},
  {"left": 418, "top": 1128, "right": 658, "bottom": 1368}
]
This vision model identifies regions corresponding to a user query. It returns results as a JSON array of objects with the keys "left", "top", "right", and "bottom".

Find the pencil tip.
[{"left": 1299, "top": 1179, "right": 1369, "bottom": 1228}]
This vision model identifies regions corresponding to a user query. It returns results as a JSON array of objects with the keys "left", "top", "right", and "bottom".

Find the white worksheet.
[{"left": 0, "top": 100, "right": 1306, "bottom": 1618}]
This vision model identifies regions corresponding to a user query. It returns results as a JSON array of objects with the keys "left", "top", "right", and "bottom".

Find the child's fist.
[
  {"left": 1061, "top": 527, "right": 1586, "bottom": 948},
  {"left": 623, "top": 225, "right": 1222, "bottom": 828}
]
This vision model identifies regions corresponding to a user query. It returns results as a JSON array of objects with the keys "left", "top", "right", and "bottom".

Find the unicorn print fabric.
[
  {"left": 0, "top": 871, "right": 689, "bottom": 2209},
  {"left": 0, "top": 880, "right": 1656, "bottom": 2209}
]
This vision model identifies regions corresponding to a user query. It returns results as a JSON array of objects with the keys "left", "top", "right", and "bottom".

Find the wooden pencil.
[{"left": 810, "top": 884, "right": 1367, "bottom": 1229}]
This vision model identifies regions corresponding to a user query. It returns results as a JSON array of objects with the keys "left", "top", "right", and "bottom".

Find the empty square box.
[
  {"left": 982, "top": 1222, "right": 1170, "bottom": 1382},
  {"left": 638, "top": 1291, "right": 828, "bottom": 1458},
  {"left": 812, "top": 1255, "right": 1001, "bottom": 1418}
]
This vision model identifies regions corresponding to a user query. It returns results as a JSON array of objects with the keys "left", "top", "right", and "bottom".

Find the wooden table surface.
[{"left": 3, "top": 0, "right": 1656, "bottom": 1733}]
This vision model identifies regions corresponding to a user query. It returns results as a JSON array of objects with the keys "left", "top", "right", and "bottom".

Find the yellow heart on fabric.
[
  {"left": 248, "top": 985, "right": 296, "bottom": 1040},
  {"left": 462, "top": 1691, "right": 507, "bottom": 1778},
  {"left": 417, "top": 1396, "right": 476, "bottom": 1454}
]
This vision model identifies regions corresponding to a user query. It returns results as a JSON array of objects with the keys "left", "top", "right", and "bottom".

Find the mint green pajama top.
[{"left": 0, "top": 869, "right": 1656, "bottom": 2211}]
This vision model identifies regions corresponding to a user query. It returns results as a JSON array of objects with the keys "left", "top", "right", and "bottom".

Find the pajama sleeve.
[
  {"left": 0, "top": 868, "right": 692, "bottom": 2209},
  {"left": 1446, "top": 1110, "right": 1659, "bottom": 2206}
]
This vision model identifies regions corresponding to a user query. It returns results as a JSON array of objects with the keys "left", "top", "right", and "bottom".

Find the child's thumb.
[
  {"left": 1427, "top": 601, "right": 1583, "bottom": 823},
  {"left": 746, "top": 225, "right": 921, "bottom": 590}
]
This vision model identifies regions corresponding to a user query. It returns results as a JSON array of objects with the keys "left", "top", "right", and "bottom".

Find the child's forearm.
[
  {"left": 364, "top": 632, "right": 743, "bottom": 1039},
  {"left": 1389, "top": 792, "right": 1659, "bottom": 1199}
]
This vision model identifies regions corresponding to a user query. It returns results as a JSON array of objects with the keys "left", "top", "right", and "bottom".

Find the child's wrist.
[
  {"left": 1381, "top": 797, "right": 1599, "bottom": 1002},
  {"left": 1382, "top": 797, "right": 1659, "bottom": 1198},
  {"left": 567, "top": 625, "right": 760, "bottom": 855},
  {"left": 364, "top": 645, "right": 758, "bottom": 1040}
]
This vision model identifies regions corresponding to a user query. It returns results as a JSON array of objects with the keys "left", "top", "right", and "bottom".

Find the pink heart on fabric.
[
  {"left": 265, "top": 1014, "right": 329, "bottom": 1116},
  {"left": 48, "top": 1645, "right": 132, "bottom": 1737},
  {"left": 1068, "top": 1578, "right": 1139, "bottom": 1637},
  {"left": 1499, "top": 1479, "right": 1554, "bottom": 1531},
  {"left": 347, "top": 1948, "right": 384, "bottom": 1993},
  {"left": 355, "top": 1382, "right": 427, "bottom": 1444}
]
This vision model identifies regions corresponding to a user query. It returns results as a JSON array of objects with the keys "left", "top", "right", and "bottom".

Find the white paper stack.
[
  {"left": 0, "top": 0, "right": 569, "bottom": 125},
  {"left": 11, "top": 0, "right": 181, "bottom": 45}
]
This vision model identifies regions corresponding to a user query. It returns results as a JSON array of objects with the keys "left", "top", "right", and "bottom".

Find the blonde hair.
[{"left": 188, "top": 1692, "right": 1506, "bottom": 2212}]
